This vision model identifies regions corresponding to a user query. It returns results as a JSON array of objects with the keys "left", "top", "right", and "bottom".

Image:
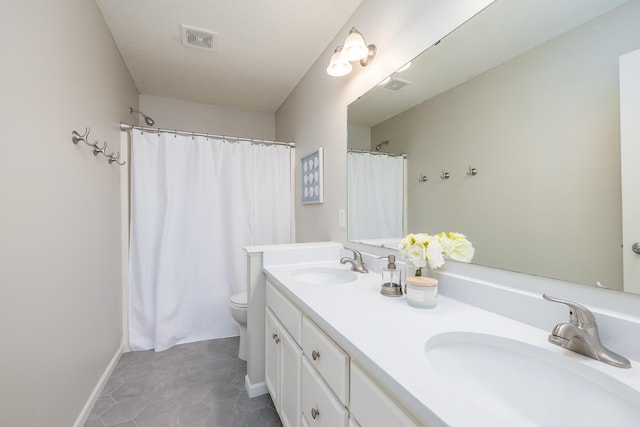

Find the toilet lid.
[{"left": 230, "top": 291, "right": 247, "bottom": 306}]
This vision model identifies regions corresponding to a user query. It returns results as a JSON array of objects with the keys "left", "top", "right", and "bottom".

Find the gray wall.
[
  {"left": 371, "top": 3, "right": 640, "bottom": 289},
  {"left": 276, "top": 0, "right": 494, "bottom": 244},
  {"left": 0, "top": 1, "right": 138, "bottom": 425},
  {"left": 139, "top": 94, "right": 276, "bottom": 140}
]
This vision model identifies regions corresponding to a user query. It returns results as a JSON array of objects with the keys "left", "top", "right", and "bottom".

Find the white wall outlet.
[{"left": 338, "top": 209, "right": 346, "bottom": 228}]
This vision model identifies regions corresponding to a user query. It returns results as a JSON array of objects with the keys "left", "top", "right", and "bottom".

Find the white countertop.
[{"left": 263, "top": 258, "right": 640, "bottom": 427}]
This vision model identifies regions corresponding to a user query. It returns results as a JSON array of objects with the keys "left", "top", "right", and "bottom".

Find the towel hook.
[
  {"left": 93, "top": 141, "right": 107, "bottom": 156},
  {"left": 108, "top": 152, "right": 126, "bottom": 166},
  {"left": 71, "top": 128, "right": 90, "bottom": 145},
  {"left": 418, "top": 174, "right": 428, "bottom": 183},
  {"left": 440, "top": 170, "right": 450, "bottom": 180},
  {"left": 467, "top": 165, "right": 478, "bottom": 176}
]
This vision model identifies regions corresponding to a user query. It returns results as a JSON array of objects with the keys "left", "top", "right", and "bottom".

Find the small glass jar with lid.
[{"left": 405, "top": 276, "right": 439, "bottom": 308}]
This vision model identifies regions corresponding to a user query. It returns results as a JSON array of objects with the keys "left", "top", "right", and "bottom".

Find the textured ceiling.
[{"left": 96, "top": 0, "right": 362, "bottom": 112}]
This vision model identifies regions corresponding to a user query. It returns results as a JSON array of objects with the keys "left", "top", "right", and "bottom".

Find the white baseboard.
[
  {"left": 245, "top": 375, "right": 268, "bottom": 398},
  {"left": 74, "top": 343, "right": 124, "bottom": 427}
]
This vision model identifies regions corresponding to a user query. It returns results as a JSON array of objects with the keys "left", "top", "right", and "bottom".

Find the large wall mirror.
[{"left": 347, "top": 0, "right": 640, "bottom": 294}]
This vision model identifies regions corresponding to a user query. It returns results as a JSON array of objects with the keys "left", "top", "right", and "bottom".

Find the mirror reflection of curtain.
[{"left": 347, "top": 151, "right": 404, "bottom": 241}]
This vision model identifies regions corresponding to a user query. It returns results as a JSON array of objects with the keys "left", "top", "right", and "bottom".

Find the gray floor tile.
[
  {"left": 84, "top": 418, "right": 106, "bottom": 427},
  {"left": 84, "top": 337, "right": 281, "bottom": 427},
  {"left": 100, "top": 397, "right": 146, "bottom": 426},
  {"left": 111, "top": 422, "right": 139, "bottom": 427}
]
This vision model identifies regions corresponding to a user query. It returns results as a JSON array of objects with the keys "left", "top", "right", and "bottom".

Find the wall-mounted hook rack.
[
  {"left": 418, "top": 174, "right": 428, "bottom": 183},
  {"left": 71, "top": 127, "right": 126, "bottom": 166},
  {"left": 440, "top": 170, "right": 450, "bottom": 180},
  {"left": 467, "top": 165, "right": 478, "bottom": 176}
]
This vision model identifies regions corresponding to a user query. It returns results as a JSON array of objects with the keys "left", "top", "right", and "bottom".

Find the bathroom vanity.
[{"left": 253, "top": 243, "right": 640, "bottom": 427}]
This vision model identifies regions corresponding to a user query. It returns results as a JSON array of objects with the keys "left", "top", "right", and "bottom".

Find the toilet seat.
[{"left": 230, "top": 291, "right": 247, "bottom": 308}]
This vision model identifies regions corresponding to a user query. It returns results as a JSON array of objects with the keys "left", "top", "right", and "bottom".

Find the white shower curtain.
[
  {"left": 129, "top": 131, "right": 291, "bottom": 351},
  {"left": 347, "top": 151, "right": 404, "bottom": 241}
]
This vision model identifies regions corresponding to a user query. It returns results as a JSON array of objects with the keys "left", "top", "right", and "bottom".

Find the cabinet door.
[
  {"left": 302, "top": 317, "right": 349, "bottom": 405},
  {"left": 280, "top": 326, "right": 302, "bottom": 427},
  {"left": 350, "top": 363, "right": 424, "bottom": 427},
  {"left": 265, "top": 308, "right": 280, "bottom": 406},
  {"left": 301, "top": 358, "right": 348, "bottom": 427}
]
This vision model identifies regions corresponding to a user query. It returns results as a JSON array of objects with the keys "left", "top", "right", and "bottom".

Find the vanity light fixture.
[
  {"left": 326, "top": 47, "right": 353, "bottom": 77},
  {"left": 327, "top": 27, "right": 376, "bottom": 77}
]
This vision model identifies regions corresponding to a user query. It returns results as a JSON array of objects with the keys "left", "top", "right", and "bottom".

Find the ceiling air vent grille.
[
  {"left": 181, "top": 25, "right": 217, "bottom": 50},
  {"left": 382, "top": 78, "right": 411, "bottom": 92}
]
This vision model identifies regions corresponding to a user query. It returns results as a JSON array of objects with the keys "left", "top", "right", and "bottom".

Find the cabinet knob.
[
  {"left": 272, "top": 333, "right": 280, "bottom": 344},
  {"left": 311, "top": 350, "right": 320, "bottom": 361},
  {"left": 311, "top": 407, "right": 320, "bottom": 420}
]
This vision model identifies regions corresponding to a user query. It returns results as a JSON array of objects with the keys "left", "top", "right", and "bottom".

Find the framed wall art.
[{"left": 301, "top": 147, "right": 324, "bottom": 204}]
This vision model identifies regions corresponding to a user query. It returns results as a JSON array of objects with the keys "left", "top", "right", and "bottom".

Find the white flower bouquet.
[{"left": 398, "top": 232, "right": 475, "bottom": 272}]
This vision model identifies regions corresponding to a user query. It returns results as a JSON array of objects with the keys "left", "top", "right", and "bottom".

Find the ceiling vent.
[
  {"left": 382, "top": 78, "right": 411, "bottom": 92},
  {"left": 181, "top": 25, "right": 217, "bottom": 50}
]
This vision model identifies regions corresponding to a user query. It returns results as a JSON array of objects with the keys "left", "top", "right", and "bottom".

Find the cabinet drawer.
[
  {"left": 302, "top": 317, "right": 349, "bottom": 405},
  {"left": 302, "top": 358, "right": 348, "bottom": 427},
  {"left": 267, "top": 281, "right": 302, "bottom": 345},
  {"left": 350, "top": 363, "right": 424, "bottom": 427}
]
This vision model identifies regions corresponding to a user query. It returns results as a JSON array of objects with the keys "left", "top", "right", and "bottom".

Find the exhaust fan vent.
[
  {"left": 382, "top": 78, "right": 411, "bottom": 92},
  {"left": 181, "top": 25, "right": 217, "bottom": 50}
]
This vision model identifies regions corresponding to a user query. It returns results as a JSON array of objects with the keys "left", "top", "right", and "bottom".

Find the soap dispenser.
[{"left": 381, "top": 255, "right": 402, "bottom": 297}]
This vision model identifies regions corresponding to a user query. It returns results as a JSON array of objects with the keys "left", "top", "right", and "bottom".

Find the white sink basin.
[
  {"left": 424, "top": 332, "right": 640, "bottom": 427},
  {"left": 292, "top": 266, "right": 358, "bottom": 285}
]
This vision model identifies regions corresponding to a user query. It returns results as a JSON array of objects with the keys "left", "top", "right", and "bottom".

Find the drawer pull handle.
[
  {"left": 311, "top": 407, "right": 320, "bottom": 420},
  {"left": 312, "top": 350, "right": 320, "bottom": 361},
  {"left": 272, "top": 333, "right": 280, "bottom": 344}
]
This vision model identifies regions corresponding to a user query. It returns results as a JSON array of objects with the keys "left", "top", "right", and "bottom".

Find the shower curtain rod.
[
  {"left": 348, "top": 148, "right": 406, "bottom": 158},
  {"left": 119, "top": 122, "right": 295, "bottom": 147}
]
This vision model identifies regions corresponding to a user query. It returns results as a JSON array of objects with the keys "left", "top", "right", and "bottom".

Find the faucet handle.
[
  {"left": 543, "top": 294, "right": 596, "bottom": 327},
  {"left": 345, "top": 247, "right": 363, "bottom": 261}
]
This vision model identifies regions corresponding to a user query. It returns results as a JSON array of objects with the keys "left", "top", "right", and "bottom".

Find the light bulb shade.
[
  {"left": 326, "top": 48, "right": 352, "bottom": 77},
  {"left": 343, "top": 27, "right": 369, "bottom": 61}
]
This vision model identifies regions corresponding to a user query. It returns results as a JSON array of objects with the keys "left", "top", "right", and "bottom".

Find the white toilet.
[{"left": 229, "top": 291, "right": 248, "bottom": 361}]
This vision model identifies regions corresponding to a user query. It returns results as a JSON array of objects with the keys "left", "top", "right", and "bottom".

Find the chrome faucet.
[
  {"left": 340, "top": 248, "right": 368, "bottom": 273},
  {"left": 543, "top": 294, "right": 631, "bottom": 368}
]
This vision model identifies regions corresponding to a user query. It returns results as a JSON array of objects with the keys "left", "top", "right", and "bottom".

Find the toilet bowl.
[{"left": 229, "top": 291, "right": 248, "bottom": 361}]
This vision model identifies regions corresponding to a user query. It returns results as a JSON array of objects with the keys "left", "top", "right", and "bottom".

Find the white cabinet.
[
  {"left": 279, "top": 326, "right": 302, "bottom": 427},
  {"left": 350, "top": 362, "right": 426, "bottom": 427},
  {"left": 302, "top": 317, "right": 349, "bottom": 405},
  {"left": 265, "top": 308, "right": 280, "bottom": 405},
  {"left": 266, "top": 282, "right": 303, "bottom": 427},
  {"left": 266, "top": 279, "right": 427, "bottom": 427},
  {"left": 301, "top": 358, "right": 349, "bottom": 427}
]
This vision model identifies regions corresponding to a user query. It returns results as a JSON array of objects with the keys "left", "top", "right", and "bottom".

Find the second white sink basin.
[
  {"left": 424, "top": 332, "right": 640, "bottom": 427},
  {"left": 292, "top": 266, "right": 358, "bottom": 285}
]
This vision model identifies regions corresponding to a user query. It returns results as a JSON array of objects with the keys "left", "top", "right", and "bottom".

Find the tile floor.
[{"left": 84, "top": 337, "right": 282, "bottom": 427}]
